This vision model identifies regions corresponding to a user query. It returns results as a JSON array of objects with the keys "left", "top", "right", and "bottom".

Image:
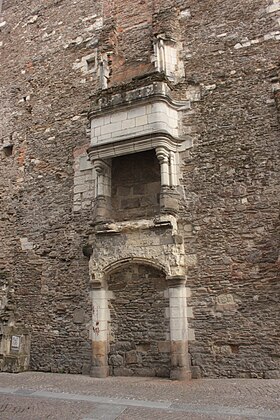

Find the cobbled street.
[{"left": 0, "top": 372, "right": 279, "bottom": 419}]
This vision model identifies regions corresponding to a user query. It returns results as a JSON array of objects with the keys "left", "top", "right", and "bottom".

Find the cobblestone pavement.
[{"left": 0, "top": 372, "right": 279, "bottom": 419}]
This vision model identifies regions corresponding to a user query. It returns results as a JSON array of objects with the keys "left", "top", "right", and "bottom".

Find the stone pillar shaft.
[
  {"left": 156, "top": 147, "right": 170, "bottom": 187},
  {"left": 90, "top": 287, "right": 109, "bottom": 378},
  {"left": 167, "top": 276, "right": 191, "bottom": 380},
  {"left": 91, "top": 159, "right": 112, "bottom": 222}
]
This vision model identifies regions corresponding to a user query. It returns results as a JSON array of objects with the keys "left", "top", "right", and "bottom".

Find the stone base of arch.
[{"left": 88, "top": 216, "right": 192, "bottom": 380}]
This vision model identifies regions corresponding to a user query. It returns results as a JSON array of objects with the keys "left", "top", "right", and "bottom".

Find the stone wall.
[
  {"left": 0, "top": 0, "right": 104, "bottom": 373},
  {"left": 111, "top": 150, "right": 160, "bottom": 221},
  {"left": 180, "top": 0, "right": 280, "bottom": 378},
  {"left": 108, "top": 264, "right": 170, "bottom": 377},
  {"left": 0, "top": 0, "right": 279, "bottom": 378}
]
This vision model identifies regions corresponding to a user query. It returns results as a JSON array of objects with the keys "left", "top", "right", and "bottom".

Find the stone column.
[
  {"left": 92, "top": 159, "right": 111, "bottom": 222},
  {"left": 90, "top": 281, "right": 109, "bottom": 378},
  {"left": 169, "top": 151, "right": 177, "bottom": 187},
  {"left": 156, "top": 147, "right": 179, "bottom": 214},
  {"left": 156, "top": 147, "right": 170, "bottom": 187},
  {"left": 167, "top": 275, "right": 191, "bottom": 380}
]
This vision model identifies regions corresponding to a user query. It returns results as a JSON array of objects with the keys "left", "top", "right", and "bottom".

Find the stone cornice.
[
  {"left": 87, "top": 132, "right": 188, "bottom": 160},
  {"left": 88, "top": 80, "right": 190, "bottom": 119}
]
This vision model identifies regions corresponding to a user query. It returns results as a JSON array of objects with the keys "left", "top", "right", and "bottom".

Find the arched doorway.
[
  {"left": 90, "top": 257, "right": 191, "bottom": 380},
  {"left": 107, "top": 263, "right": 170, "bottom": 377}
]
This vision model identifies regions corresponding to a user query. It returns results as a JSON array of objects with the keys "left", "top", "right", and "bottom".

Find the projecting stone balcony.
[
  {"left": 87, "top": 78, "right": 191, "bottom": 160},
  {"left": 87, "top": 76, "right": 192, "bottom": 223}
]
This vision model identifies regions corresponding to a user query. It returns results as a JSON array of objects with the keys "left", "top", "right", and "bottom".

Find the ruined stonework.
[{"left": 0, "top": 0, "right": 279, "bottom": 379}]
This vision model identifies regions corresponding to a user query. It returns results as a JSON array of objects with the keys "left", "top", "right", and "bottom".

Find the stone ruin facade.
[{"left": 0, "top": 0, "right": 279, "bottom": 379}]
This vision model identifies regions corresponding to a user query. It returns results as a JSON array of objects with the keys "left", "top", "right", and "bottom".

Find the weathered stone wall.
[
  {"left": 108, "top": 264, "right": 170, "bottom": 377},
  {"left": 0, "top": 0, "right": 105, "bottom": 373},
  {"left": 0, "top": 0, "right": 279, "bottom": 378},
  {"left": 111, "top": 150, "right": 160, "bottom": 221},
  {"left": 180, "top": 0, "right": 280, "bottom": 378}
]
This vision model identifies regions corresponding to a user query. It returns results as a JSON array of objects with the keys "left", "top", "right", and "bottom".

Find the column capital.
[
  {"left": 167, "top": 275, "right": 186, "bottom": 287},
  {"left": 156, "top": 146, "right": 170, "bottom": 163},
  {"left": 89, "top": 279, "right": 103, "bottom": 290},
  {"left": 92, "top": 159, "right": 109, "bottom": 174}
]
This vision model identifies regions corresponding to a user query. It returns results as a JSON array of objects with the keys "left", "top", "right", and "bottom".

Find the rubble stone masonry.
[{"left": 0, "top": 0, "right": 279, "bottom": 378}]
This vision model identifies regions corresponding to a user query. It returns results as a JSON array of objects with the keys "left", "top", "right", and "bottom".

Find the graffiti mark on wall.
[{"left": 92, "top": 305, "right": 100, "bottom": 336}]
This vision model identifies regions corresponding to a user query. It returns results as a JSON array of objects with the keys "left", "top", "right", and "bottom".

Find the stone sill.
[{"left": 92, "top": 214, "right": 178, "bottom": 235}]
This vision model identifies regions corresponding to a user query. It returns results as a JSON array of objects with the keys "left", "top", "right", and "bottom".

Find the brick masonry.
[{"left": 0, "top": 0, "right": 279, "bottom": 378}]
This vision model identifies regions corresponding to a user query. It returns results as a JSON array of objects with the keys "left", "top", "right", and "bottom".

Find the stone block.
[
  {"left": 191, "top": 365, "right": 202, "bottom": 379},
  {"left": 160, "top": 235, "right": 174, "bottom": 245},
  {"left": 136, "top": 343, "right": 151, "bottom": 352},
  {"left": 155, "top": 366, "right": 170, "bottom": 377},
  {"left": 20, "top": 237, "right": 33, "bottom": 251},
  {"left": 82, "top": 190, "right": 94, "bottom": 200},
  {"left": 109, "top": 354, "right": 123, "bottom": 366},
  {"left": 134, "top": 367, "right": 156, "bottom": 377},
  {"left": 128, "top": 106, "right": 146, "bottom": 118},
  {"left": 132, "top": 184, "right": 145, "bottom": 195},
  {"left": 113, "top": 367, "right": 134, "bottom": 376},
  {"left": 185, "top": 254, "right": 197, "bottom": 267},
  {"left": 170, "top": 367, "right": 191, "bottom": 381},
  {"left": 158, "top": 341, "right": 171, "bottom": 353},
  {"left": 111, "top": 341, "right": 134, "bottom": 352},
  {"left": 264, "top": 370, "right": 280, "bottom": 379},
  {"left": 187, "top": 307, "right": 194, "bottom": 318},
  {"left": 146, "top": 181, "right": 160, "bottom": 194},
  {"left": 92, "top": 341, "right": 107, "bottom": 357},
  {"left": 125, "top": 350, "right": 141, "bottom": 364},
  {"left": 111, "top": 111, "right": 127, "bottom": 123},
  {"left": 188, "top": 328, "right": 195, "bottom": 341},
  {"left": 267, "top": 3, "right": 280, "bottom": 13},
  {"left": 74, "top": 175, "right": 86, "bottom": 186},
  {"left": 73, "top": 309, "right": 85, "bottom": 324},
  {"left": 120, "top": 197, "right": 140, "bottom": 209},
  {"left": 170, "top": 305, "right": 186, "bottom": 318},
  {"left": 74, "top": 184, "right": 88, "bottom": 194},
  {"left": 121, "top": 118, "right": 136, "bottom": 130},
  {"left": 79, "top": 156, "right": 93, "bottom": 171},
  {"left": 135, "top": 115, "right": 148, "bottom": 126},
  {"left": 94, "top": 127, "right": 101, "bottom": 137},
  {"left": 90, "top": 366, "right": 109, "bottom": 378},
  {"left": 118, "top": 186, "right": 131, "bottom": 196},
  {"left": 101, "top": 121, "right": 122, "bottom": 135}
]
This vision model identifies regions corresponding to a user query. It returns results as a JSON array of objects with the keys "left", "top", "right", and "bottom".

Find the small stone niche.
[
  {"left": 111, "top": 150, "right": 161, "bottom": 221},
  {"left": 2, "top": 144, "right": 13, "bottom": 157},
  {"left": 86, "top": 56, "right": 96, "bottom": 72}
]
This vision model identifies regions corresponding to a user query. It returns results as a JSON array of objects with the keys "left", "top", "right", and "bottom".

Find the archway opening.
[{"left": 107, "top": 263, "right": 170, "bottom": 377}]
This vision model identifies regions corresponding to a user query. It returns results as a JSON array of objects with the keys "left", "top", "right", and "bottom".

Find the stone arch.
[
  {"left": 90, "top": 257, "right": 191, "bottom": 380},
  {"left": 103, "top": 257, "right": 168, "bottom": 280}
]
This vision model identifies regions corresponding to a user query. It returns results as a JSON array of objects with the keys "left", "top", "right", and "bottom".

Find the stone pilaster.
[
  {"left": 156, "top": 146, "right": 170, "bottom": 187},
  {"left": 167, "top": 275, "right": 191, "bottom": 380},
  {"left": 90, "top": 282, "right": 109, "bottom": 378},
  {"left": 91, "top": 159, "right": 112, "bottom": 223}
]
